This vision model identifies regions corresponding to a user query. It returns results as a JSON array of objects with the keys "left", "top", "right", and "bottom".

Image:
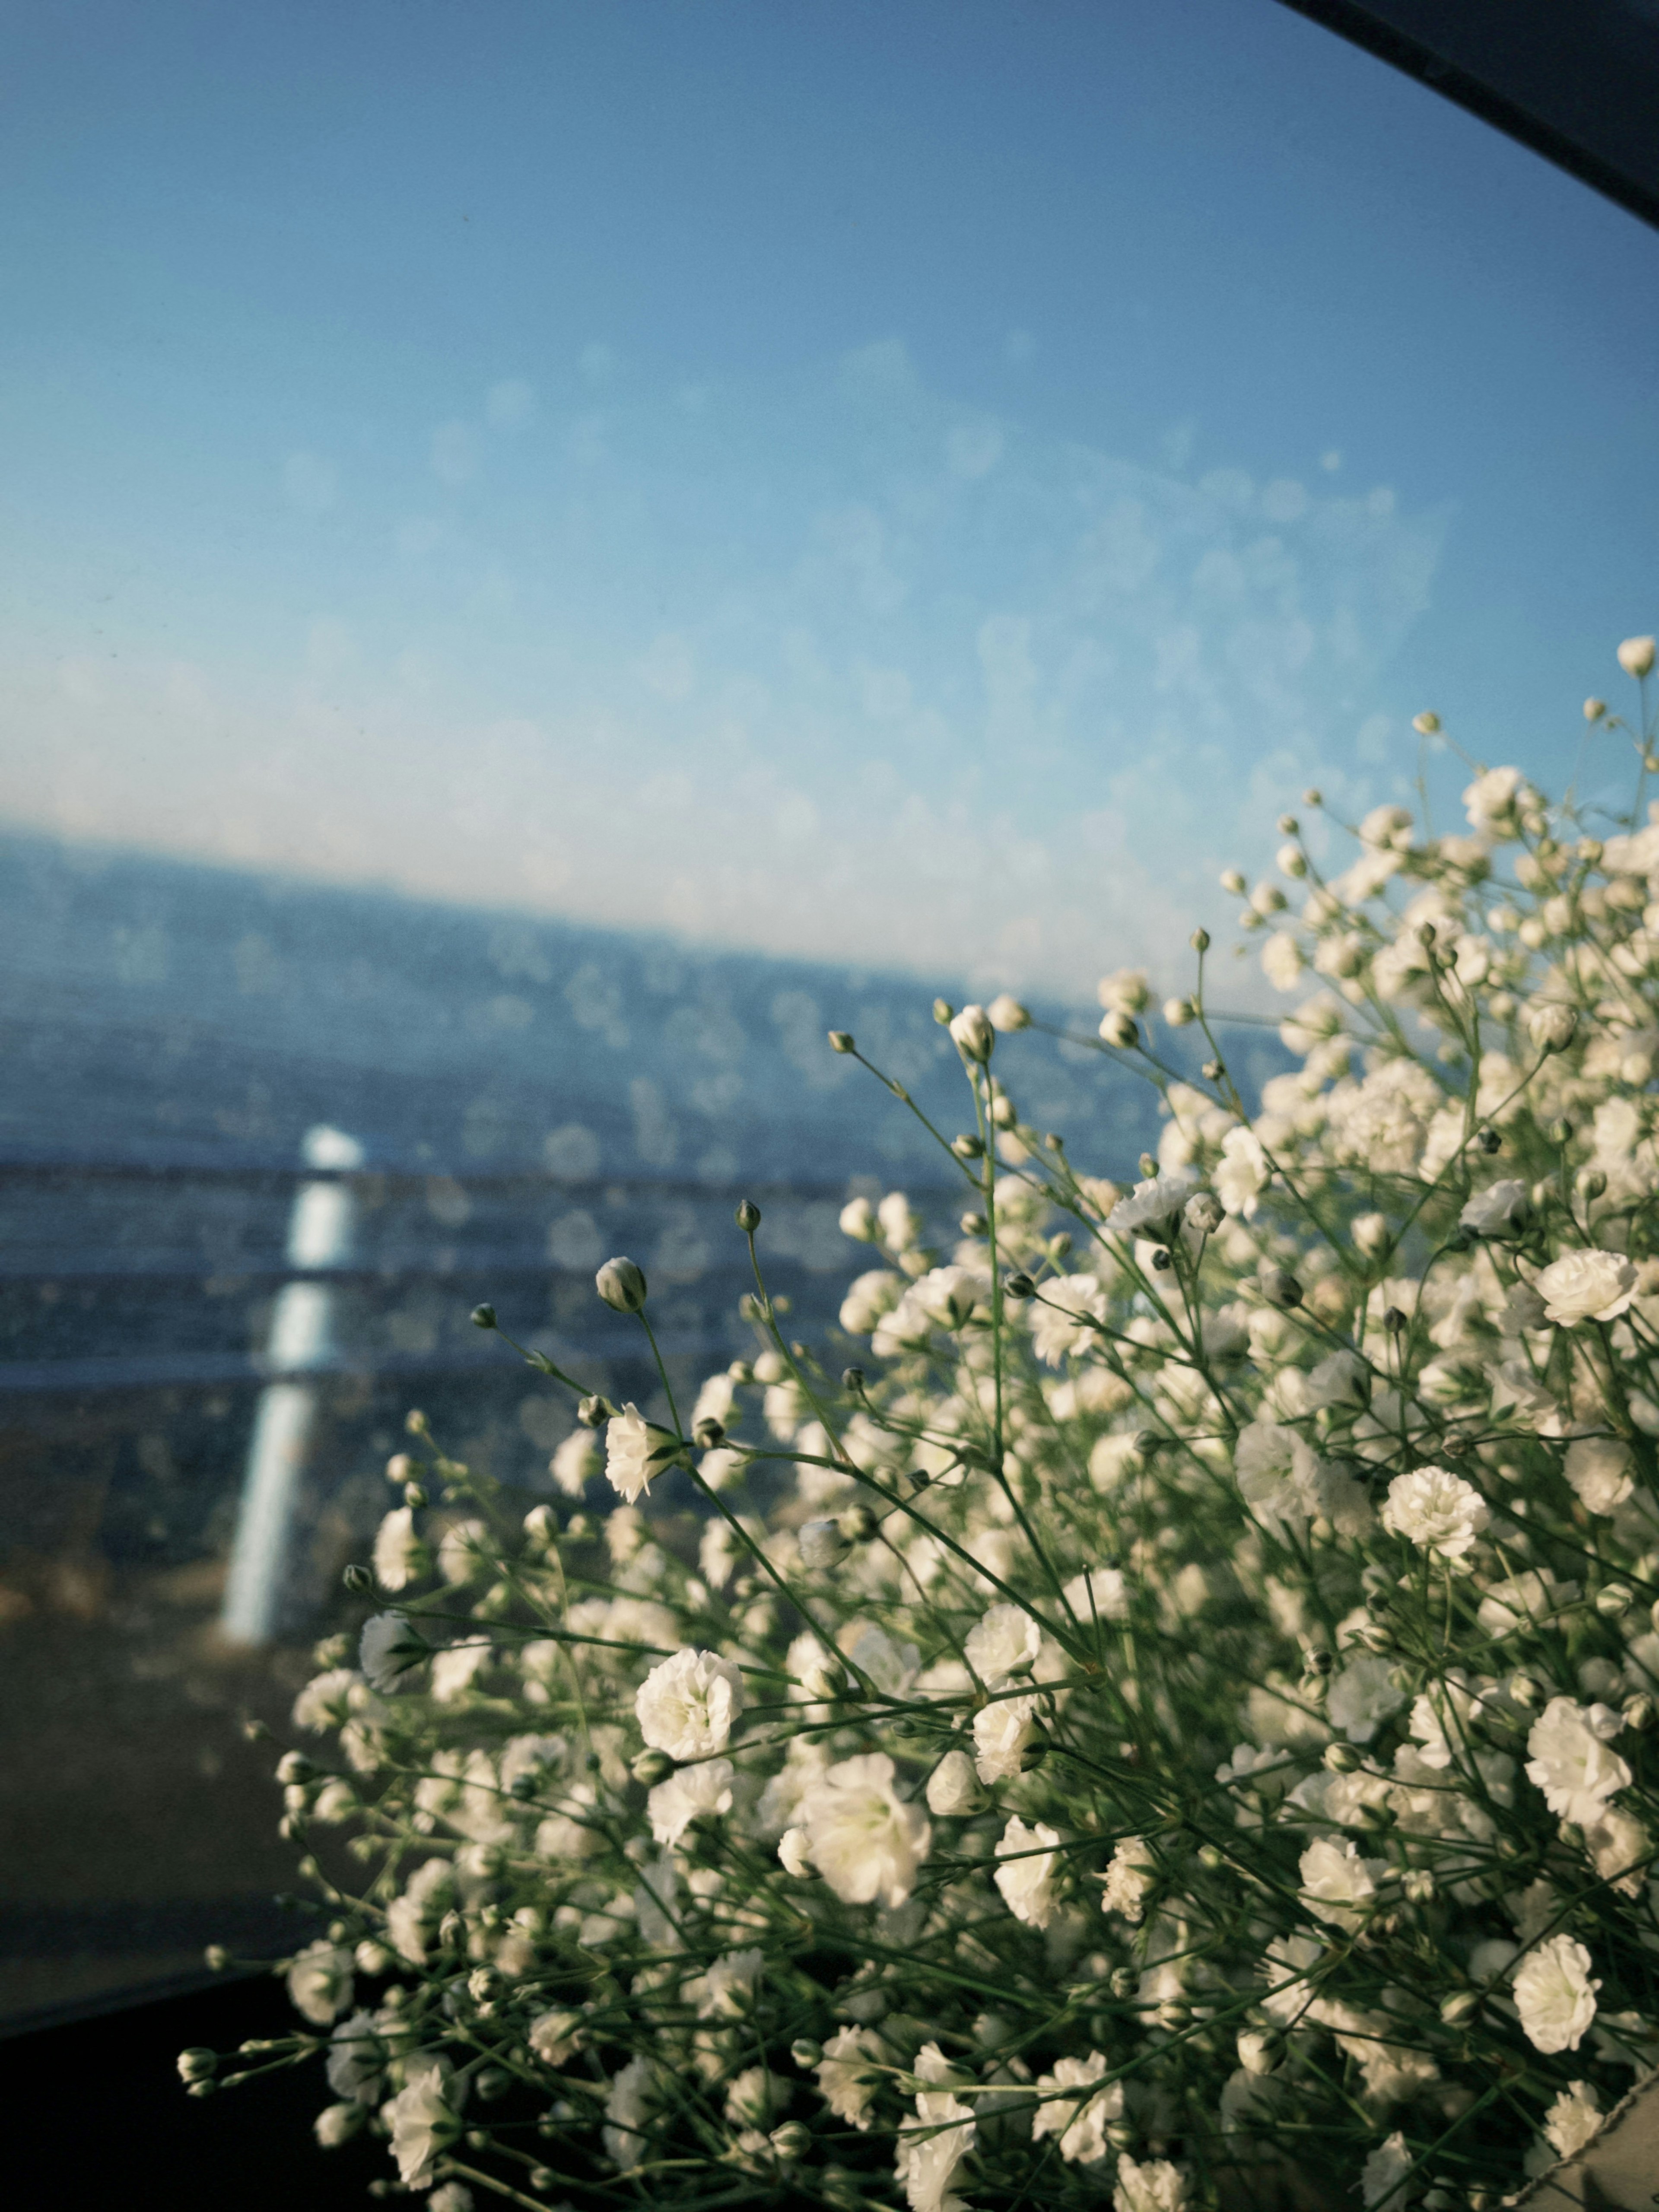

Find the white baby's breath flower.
[
  {"left": 286, "top": 1939, "right": 353, "bottom": 2026},
  {"left": 993, "top": 1814, "right": 1062, "bottom": 1927},
  {"left": 383, "top": 2060, "right": 461, "bottom": 2188},
  {"left": 437, "top": 1516, "right": 489, "bottom": 1585},
  {"left": 1524, "top": 1697, "right": 1631, "bottom": 1826},
  {"left": 371, "top": 1507, "right": 427, "bottom": 1592},
  {"left": 1563, "top": 1434, "right": 1636, "bottom": 1515},
  {"left": 604, "top": 1403, "right": 673, "bottom": 1502},
  {"left": 1298, "top": 1835, "right": 1388, "bottom": 1929},
  {"left": 840, "top": 1267, "right": 904, "bottom": 1334},
  {"left": 1543, "top": 2079, "right": 1603, "bottom": 2158},
  {"left": 1260, "top": 930, "right": 1303, "bottom": 992},
  {"left": 1097, "top": 966, "right": 1150, "bottom": 1015},
  {"left": 527, "top": 2009, "right": 582, "bottom": 2065},
  {"left": 1063, "top": 1567, "right": 1130, "bottom": 1624},
  {"left": 798, "top": 1753, "right": 929, "bottom": 1907},
  {"left": 1380, "top": 1465, "right": 1490, "bottom": 1560},
  {"left": 1098, "top": 1835, "right": 1157, "bottom": 1924},
  {"left": 635, "top": 1648, "right": 745, "bottom": 1761},
  {"left": 1031, "top": 2051, "right": 1121, "bottom": 2164},
  {"left": 1028, "top": 1273, "right": 1108, "bottom": 1363},
  {"left": 1460, "top": 1179, "right": 1529, "bottom": 1237},
  {"left": 1113, "top": 2153, "right": 1192, "bottom": 2212},
  {"left": 550, "top": 1426, "right": 598, "bottom": 1496},
  {"left": 1514, "top": 1933, "right": 1599, "bottom": 2054},
  {"left": 964, "top": 1602, "right": 1040, "bottom": 1682},
  {"left": 359, "top": 1613, "right": 428, "bottom": 1693},
  {"left": 925, "top": 1748, "right": 982, "bottom": 1816},
  {"left": 1360, "top": 2133, "right": 1412, "bottom": 2210},
  {"left": 647, "top": 1758, "right": 734, "bottom": 1846},
  {"left": 895, "top": 2043, "right": 976, "bottom": 2212},
  {"left": 1535, "top": 1249, "right": 1638, "bottom": 1327},
  {"left": 1215, "top": 1126, "right": 1269, "bottom": 1217},
  {"left": 603, "top": 2054, "right": 658, "bottom": 2171},
  {"left": 1106, "top": 1171, "right": 1200, "bottom": 1238},
  {"left": 815, "top": 2025, "right": 883, "bottom": 2128},
  {"left": 1326, "top": 1653, "right": 1408, "bottom": 1744},
  {"left": 973, "top": 1686, "right": 1040, "bottom": 1783}
]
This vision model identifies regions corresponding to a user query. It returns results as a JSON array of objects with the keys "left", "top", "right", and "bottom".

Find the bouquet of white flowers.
[{"left": 187, "top": 641, "right": 1659, "bottom": 2212}]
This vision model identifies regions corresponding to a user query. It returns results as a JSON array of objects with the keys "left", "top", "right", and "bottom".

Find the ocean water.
[{"left": 0, "top": 828, "right": 1222, "bottom": 1564}]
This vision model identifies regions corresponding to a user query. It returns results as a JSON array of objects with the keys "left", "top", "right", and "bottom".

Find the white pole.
[{"left": 220, "top": 1125, "right": 364, "bottom": 1644}]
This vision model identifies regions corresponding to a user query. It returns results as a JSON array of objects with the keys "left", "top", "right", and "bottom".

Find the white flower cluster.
[{"left": 201, "top": 651, "right": 1659, "bottom": 2212}]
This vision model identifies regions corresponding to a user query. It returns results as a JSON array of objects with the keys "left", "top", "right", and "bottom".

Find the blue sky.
[{"left": 3, "top": 0, "right": 1657, "bottom": 998}]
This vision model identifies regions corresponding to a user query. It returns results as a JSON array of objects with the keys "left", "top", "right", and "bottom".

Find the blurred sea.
[{"left": 0, "top": 826, "right": 1296, "bottom": 1572}]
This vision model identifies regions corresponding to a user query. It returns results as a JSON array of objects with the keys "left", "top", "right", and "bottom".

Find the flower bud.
[
  {"left": 203, "top": 1945, "right": 229, "bottom": 1972},
  {"left": 1624, "top": 1694, "right": 1653, "bottom": 1731},
  {"left": 951, "top": 1133, "right": 984, "bottom": 1158},
  {"left": 1220, "top": 868, "right": 1246, "bottom": 895},
  {"left": 841, "top": 1365, "right": 866, "bottom": 1394},
  {"left": 1323, "top": 1742, "right": 1360, "bottom": 1773},
  {"left": 1099, "top": 1011, "right": 1138, "bottom": 1049},
  {"left": 734, "top": 1198, "right": 762, "bottom": 1233},
  {"left": 631, "top": 1748, "right": 674, "bottom": 1787},
  {"left": 1190, "top": 927, "right": 1211, "bottom": 953},
  {"left": 1440, "top": 1990, "right": 1480, "bottom": 2027},
  {"left": 1412, "top": 711, "right": 1441, "bottom": 735},
  {"left": 771, "top": 2123, "right": 812, "bottom": 2161},
  {"left": 925, "top": 1748, "right": 983, "bottom": 1815},
  {"left": 799, "top": 1518, "right": 852, "bottom": 1569},
  {"left": 840, "top": 1503, "right": 877, "bottom": 1542},
  {"left": 470, "top": 1303, "right": 497, "bottom": 1331},
  {"left": 385, "top": 1452, "right": 413, "bottom": 1484},
  {"left": 1259, "top": 1266, "right": 1302, "bottom": 1310},
  {"left": 1526, "top": 1003, "right": 1578, "bottom": 1054},
  {"left": 987, "top": 992, "right": 1030, "bottom": 1031},
  {"left": 1618, "top": 635, "right": 1656, "bottom": 679},
  {"left": 341, "top": 1564, "right": 373, "bottom": 1595},
  {"left": 933, "top": 998, "right": 956, "bottom": 1025},
  {"left": 1163, "top": 998, "right": 1195, "bottom": 1027},
  {"left": 177, "top": 2048, "right": 217, "bottom": 2083},
  {"left": 1276, "top": 843, "right": 1306, "bottom": 878},
  {"left": 790, "top": 2038, "right": 824, "bottom": 2070},
  {"left": 595, "top": 1256, "right": 648, "bottom": 1313},
  {"left": 1584, "top": 696, "right": 1607, "bottom": 722},
  {"left": 1003, "top": 1271, "right": 1035, "bottom": 1300},
  {"left": 1303, "top": 787, "right": 1322, "bottom": 807},
  {"left": 1577, "top": 1167, "right": 1608, "bottom": 1201},
  {"left": 948, "top": 1004, "right": 995, "bottom": 1062},
  {"left": 276, "top": 1751, "right": 315, "bottom": 1786},
  {"left": 576, "top": 1393, "right": 615, "bottom": 1427},
  {"left": 403, "top": 1481, "right": 427, "bottom": 1509},
  {"left": 828, "top": 1030, "right": 855, "bottom": 1054},
  {"left": 693, "top": 1416, "right": 725, "bottom": 1449},
  {"left": 1184, "top": 1192, "right": 1223, "bottom": 1236}
]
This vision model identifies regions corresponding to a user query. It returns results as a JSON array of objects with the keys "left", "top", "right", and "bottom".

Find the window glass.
[{"left": 2, "top": 0, "right": 1656, "bottom": 2024}]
